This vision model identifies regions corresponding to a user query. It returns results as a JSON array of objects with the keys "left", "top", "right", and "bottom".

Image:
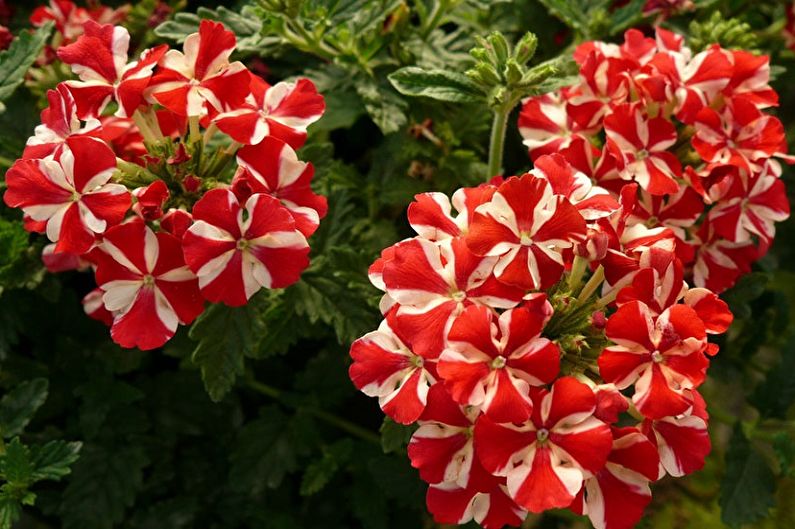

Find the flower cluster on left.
[{"left": 3, "top": 17, "right": 327, "bottom": 350}]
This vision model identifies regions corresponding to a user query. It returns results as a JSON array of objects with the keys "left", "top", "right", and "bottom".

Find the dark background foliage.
[{"left": 1, "top": 1, "right": 794, "bottom": 528}]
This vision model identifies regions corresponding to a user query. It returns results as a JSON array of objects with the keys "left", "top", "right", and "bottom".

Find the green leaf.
[
  {"left": 0, "top": 378, "right": 48, "bottom": 438},
  {"left": 774, "top": 432, "right": 795, "bottom": 477},
  {"left": 379, "top": 417, "right": 416, "bottom": 454},
  {"left": 608, "top": 0, "right": 647, "bottom": 35},
  {"left": 228, "top": 406, "right": 310, "bottom": 493},
  {"left": 537, "top": 0, "right": 592, "bottom": 32},
  {"left": 154, "top": 7, "right": 269, "bottom": 53},
  {"left": 0, "top": 438, "right": 32, "bottom": 485},
  {"left": 388, "top": 67, "right": 484, "bottom": 103},
  {"left": 0, "top": 495, "right": 21, "bottom": 529},
  {"left": 189, "top": 299, "right": 265, "bottom": 402},
  {"left": 355, "top": 78, "right": 408, "bottom": 134},
  {"left": 60, "top": 443, "right": 149, "bottom": 529},
  {"left": 0, "top": 217, "right": 32, "bottom": 293},
  {"left": 750, "top": 337, "right": 795, "bottom": 419},
  {"left": 723, "top": 272, "right": 769, "bottom": 319},
  {"left": 30, "top": 441, "right": 81, "bottom": 482},
  {"left": 300, "top": 439, "right": 353, "bottom": 496},
  {"left": 0, "top": 23, "right": 53, "bottom": 109},
  {"left": 720, "top": 425, "right": 776, "bottom": 528}
]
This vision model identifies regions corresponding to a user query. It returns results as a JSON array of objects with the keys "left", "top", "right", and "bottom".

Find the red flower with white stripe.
[
  {"left": 692, "top": 224, "right": 757, "bottom": 293},
  {"left": 234, "top": 136, "right": 327, "bottom": 237},
  {"left": 57, "top": 21, "right": 166, "bottom": 118},
  {"left": 3, "top": 136, "right": 129, "bottom": 254},
  {"left": 692, "top": 96, "right": 790, "bottom": 173},
  {"left": 23, "top": 84, "right": 100, "bottom": 160},
  {"left": 382, "top": 237, "right": 524, "bottom": 357},
  {"left": 642, "top": 391, "right": 711, "bottom": 477},
  {"left": 725, "top": 50, "right": 777, "bottom": 108},
  {"left": 571, "top": 427, "right": 660, "bottom": 529},
  {"left": 213, "top": 73, "right": 325, "bottom": 148},
  {"left": 426, "top": 458, "right": 526, "bottom": 529},
  {"left": 438, "top": 304, "right": 559, "bottom": 424},
  {"left": 603, "top": 103, "right": 682, "bottom": 196},
  {"left": 349, "top": 310, "right": 436, "bottom": 424},
  {"left": 530, "top": 154, "right": 619, "bottom": 220},
  {"left": 518, "top": 92, "right": 584, "bottom": 160},
  {"left": 408, "top": 383, "right": 478, "bottom": 487},
  {"left": 93, "top": 219, "right": 204, "bottom": 350},
  {"left": 466, "top": 173, "right": 587, "bottom": 290},
  {"left": 474, "top": 377, "right": 613, "bottom": 512},
  {"left": 600, "top": 301, "right": 709, "bottom": 419},
  {"left": 147, "top": 20, "right": 249, "bottom": 117},
  {"left": 182, "top": 188, "right": 310, "bottom": 306},
  {"left": 407, "top": 184, "right": 499, "bottom": 242}
]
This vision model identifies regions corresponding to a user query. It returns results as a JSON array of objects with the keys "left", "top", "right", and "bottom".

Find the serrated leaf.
[
  {"left": 0, "top": 438, "right": 32, "bottom": 485},
  {"left": 189, "top": 300, "right": 265, "bottom": 402},
  {"left": 388, "top": 67, "right": 484, "bottom": 103},
  {"left": 720, "top": 425, "right": 776, "bottom": 527},
  {"left": 228, "top": 406, "right": 309, "bottom": 493},
  {"left": 300, "top": 439, "right": 353, "bottom": 496},
  {"left": 59, "top": 443, "right": 149, "bottom": 529},
  {"left": 0, "top": 378, "right": 48, "bottom": 438},
  {"left": 537, "top": 0, "right": 592, "bottom": 32},
  {"left": 30, "top": 441, "right": 81, "bottom": 482},
  {"left": 750, "top": 337, "right": 795, "bottom": 419},
  {"left": 355, "top": 78, "right": 408, "bottom": 134},
  {"left": 0, "top": 23, "right": 53, "bottom": 109},
  {"left": 0, "top": 217, "right": 32, "bottom": 292},
  {"left": 379, "top": 417, "right": 416, "bottom": 454},
  {"left": 154, "top": 7, "right": 268, "bottom": 53}
]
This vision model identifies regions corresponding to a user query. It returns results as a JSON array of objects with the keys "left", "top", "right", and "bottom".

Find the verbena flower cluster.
[
  {"left": 348, "top": 28, "right": 789, "bottom": 529},
  {"left": 3, "top": 16, "right": 326, "bottom": 350}
]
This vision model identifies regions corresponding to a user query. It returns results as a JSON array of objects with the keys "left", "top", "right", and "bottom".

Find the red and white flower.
[
  {"left": 234, "top": 136, "right": 328, "bottom": 237},
  {"left": 475, "top": 377, "right": 613, "bottom": 512},
  {"left": 93, "top": 218, "right": 204, "bottom": 350},
  {"left": 603, "top": 103, "right": 681, "bottom": 195},
  {"left": 57, "top": 21, "right": 167, "bottom": 118},
  {"left": 571, "top": 427, "right": 660, "bottom": 529},
  {"left": 600, "top": 301, "right": 708, "bottom": 419},
  {"left": 3, "top": 136, "right": 129, "bottom": 254},
  {"left": 147, "top": 20, "right": 249, "bottom": 117},
  {"left": 213, "top": 73, "right": 325, "bottom": 148},
  {"left": 182, "top": 188, "right": 310, "bottom": 306},
  {"left": 518, "top": 92, "right": 584, "bottom": 160},
  {"left": 438, "top": 304, "right": 559, "bottom": 424},
  {"left": 466, "top": 174, "right": 586, "bottom": 290},
  {"left": 349, "top": 310, "right": 436, "bottom": 424}
]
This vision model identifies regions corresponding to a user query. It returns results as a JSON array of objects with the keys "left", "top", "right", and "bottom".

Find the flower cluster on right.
[{"left": 347, "top": 28, "right": 789, "bottom": 529}]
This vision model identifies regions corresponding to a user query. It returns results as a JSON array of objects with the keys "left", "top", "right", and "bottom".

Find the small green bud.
[
  {"left": 469, "top": 48, "right": 490, "bottom": 62},
  {"left": 466, "top": 62, "right": 501, "bottom": 87},
  {"left": 486, "top": 32, "right": 510, "bottom": 67},
  {"left": 520, "top": 63, "right": 557, "bottom": 88},
  {"left": 513, "top": 32, "right": 538, "bottom": 64},
  {"left": 504, "top": 59, "right": 523, "bottom": 86}
]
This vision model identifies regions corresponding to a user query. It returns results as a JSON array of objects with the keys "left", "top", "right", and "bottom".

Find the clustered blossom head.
[
  {"left": 3, "top": 18, "right": 326, "bottom": 350},
  {"left": 348, "top": 27, "right": 786, "bottom": 529}
]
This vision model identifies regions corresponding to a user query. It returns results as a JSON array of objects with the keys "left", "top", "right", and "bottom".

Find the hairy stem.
[{"left": 487, "top": 108, "right": 509, "bottom": 179}]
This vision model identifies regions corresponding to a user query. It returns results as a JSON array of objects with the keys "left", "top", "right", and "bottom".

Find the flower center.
[
  {"left": 236, "top": 238, "right": 250, "bottom": 251},
  {"left": 519, "top": 233, "right": 533, "bottom": 246},
  {"left": 490, "top": 356, "right": 506, "bottom": 369},
  {"left": 651, "top": 350, "right": 664, "bottom": 363},
  {"left": 142, "top": 274, "right": 155, "bottom": 287},
  {"left": 71, "top": 190, "right": 81, "bottom": 202},
  {"left": 637, "top": 149, "right": 649, "bottom": 160},
  {"left": 536, "top": 428, "right": 549, "bottom": 443},
  {"left": 410, "top": 355, "right": 424, "bottom": 368},
  {"left": 450, "top": 291, "right": 466, "bottom": 303}
]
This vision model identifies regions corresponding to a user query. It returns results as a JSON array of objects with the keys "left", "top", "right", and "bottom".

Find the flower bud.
[{"left": 513, "top": 32, "right": 538, "bottom": 64}]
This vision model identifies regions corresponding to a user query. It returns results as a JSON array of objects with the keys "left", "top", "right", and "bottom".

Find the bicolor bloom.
[
  {"left": 23, "top": 84, "right": 100, "bottom": 159},
  {"left": 93, "top": 219, "right": 204, "bottom": 350},
  {"left": 571, "top": 427, "right": 660, "bottom": 529},
  {"left": 382, "top": 237, "right": 524, "bottom": 357},
  {"left": 182, "top": 188, "right": 310, "bottom": 306},
  {"left": 57, "top": 21, "right": 166, "bottom": 118},
  {"left": 603, "top": 103, "right": 681, "bottom": 195},
  {"left": 475, "top": 377, "right": 613, "bottom": 513},
  {"left": 466, "top": 174, "right": 587, "bottom": 290},
  {"left": 213, "top": 73, "right": 325, "bottom": 148},
  {"left": 147, "top": 19, "right": 249, "bottom": 117},
  {"left": 600, "top": 301, "right": 708, "bottom": 419},
  {"left": 406, "top": 184, "right": 498, "bottom": 242},
  {"left": 3, "top": 136, "right": 129, "bottom": 254},
  {"left": 234, "top": 136, "right": 328, "bottom": 237},
  {"left": 438, "top": 304, "right": 559, "bottom": 424},
  {"left": 348, "top": 310, "right": 436, "bottom": 424}
]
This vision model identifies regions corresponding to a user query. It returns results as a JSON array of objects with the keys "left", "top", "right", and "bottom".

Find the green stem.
[
  {"left": 577, "top": 266, "right": 605, "bottom": 303},
  {"left": 487, "top": 107, "right": 509, "bottom": 179},
  {"left": 246, "top": 377, "right": 381, "bottom": 446},
  {"left": 568, "top": 256, "right": 588, "bottom": 291},
  {"left": 188, "top": 115, "right": 201, "bottom": 144}
]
